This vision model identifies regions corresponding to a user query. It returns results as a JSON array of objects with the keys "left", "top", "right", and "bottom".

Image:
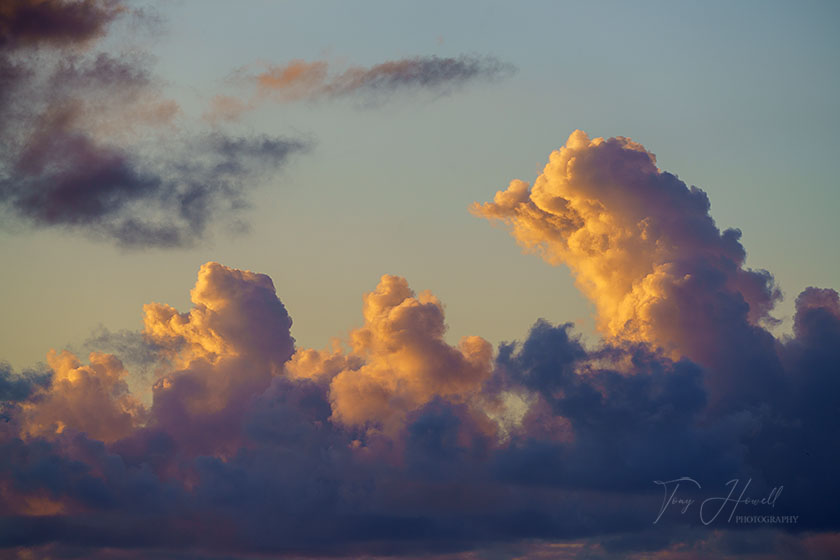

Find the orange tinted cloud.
[
  {"left": 144, "top": 262, "right": 294, "bottom": 435},
  {"left": 256, "top": 59, "right": 329, "bottom": 100},
  {"left": 21, "top": 350, "right": 145, "bottom": 442},
  {"left": 472, "top": 130, "right": 779, "bottom": 365},
  {"left": 290, "top": 274, "right": 493, "bottom": 431},
  {"left": 205, "top": 55, "right": 513, "bottom": 121},
  {"left": 144, "top": 262, "right": 294, "bottom": 368},
  {"left": 205, "top": 94, "right": 252, "bottom": 123}
]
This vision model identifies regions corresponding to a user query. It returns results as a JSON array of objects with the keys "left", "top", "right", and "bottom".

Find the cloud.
[
  {"left": 490, "top": 321, "right": 740, "bottom": 490},
  {"left": 2, "top": 123, "right": 306, "bottom": 247},
  {"left": 0, "top": 0, "right": 121, "bottom": 49},
  {"left": 289, "top": 274, "right": 493, "bottom": 432},
  {"left": 0, "top": 363, "right": 50, "bottom": 404},
  {"left": 206, "top": 55, "right": 515, "bottom": 121},
  {"left": 138, "top": 262, "right": 296, "bottom": 458},
  {"left": 471, "top": 130, "right": 783, "bottom": 406},
  {"left": 144, "top": 262, "right": 295, "bottom": 369},
  {"left": 471, "top": 130, "right": 840, "bottom": 535},
  {"left": 1, "top": 132, "right": 839, "bottom": 558},
  {"left": 0, "top": 1, "right": 306, "bottom": 248},
  {"left": 83, "top": 327, "right": 163, "bottom": 369},
  {"left": 18, "top": 351, "right": 145, "bottom": 443}
]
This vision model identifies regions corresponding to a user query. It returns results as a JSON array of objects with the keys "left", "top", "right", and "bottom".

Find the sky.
[{"left": 0, "top": 1, "right": 839, "bottom": 559}]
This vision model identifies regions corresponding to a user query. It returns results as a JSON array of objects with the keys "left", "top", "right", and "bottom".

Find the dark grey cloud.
[
  {"left": 1, "top": 124, "right": 306, "bottom": 247},
  {"left": 2, "top": 127, "right": 305, "bottom": 247},
  {"left": 0, "top": 1, "right": 307, "bottom": 248},
  {"left": 323, "top": 55, "right": 515, "bottom": 98},
  {"left": 0, "top": 362, "right": 50, "bottom": 404},
  {"left": 490, "top": 322, "right": 740, "bottom": 491},
  {"left": 82, "top": 328, "right": 162, "bottom": 369},
  {"left": 0, "top": 0, "right": 120, "bottom": 49}
]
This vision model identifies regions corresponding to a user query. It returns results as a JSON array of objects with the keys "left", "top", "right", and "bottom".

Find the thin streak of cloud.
[{"left": 206, "top": 55, "right": 516, "bottom": 121}]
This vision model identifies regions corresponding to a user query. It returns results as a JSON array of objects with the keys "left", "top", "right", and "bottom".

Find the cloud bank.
[{"left": 1, "top": 132, "right": 839, "bottom": 559}]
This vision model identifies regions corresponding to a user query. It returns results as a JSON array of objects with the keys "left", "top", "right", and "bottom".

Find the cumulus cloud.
[
  {"left": 206, "top": 55, "right": 515, "bottom": 121},
  {"left": 145, "top": 262, "right": 295, "bottom": 368},
  {"left": 471, "top": 130, "right": 784, "bottom": 406},
  {"left": 1, "top": 132, "right": 839, "bottom": 559},
  {"left": 0, "top": 0, "right": 306, "bottom": 248},
  {"left": 138, "top": 262, "right": 296, "bottom": 458},
  {"left": 290, "top": 274, "right": 492, "bottom": 432},
  {"left": 471, "top": 130, "right": 840, "bottom": 540},
  {"left": 19, "top": 350, "right": 145, "bottom": 443}
]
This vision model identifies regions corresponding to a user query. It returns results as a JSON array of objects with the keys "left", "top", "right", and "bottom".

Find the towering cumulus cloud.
[
  {"left": 1, "top": 133, "right": 839, "bottom": 559},
  {"left": 0, "top": 0, "right": 305, "bottom": 247},
  {"left": 472, "top": 130, "right": 783, "bottom": 404}
]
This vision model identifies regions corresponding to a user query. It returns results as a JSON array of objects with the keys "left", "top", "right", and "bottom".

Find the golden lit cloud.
[
  {"left": 21, "top": 350, "right": 145, "bottom": 443},
  {"left": 291, "top": 274, "right": 493, "bottom": 431},
  {"left": 472, "top": 130, "right": 779, "bottom": 365},
  {"left": 143, "top": 262, "right": 294, "bottom": 368}
]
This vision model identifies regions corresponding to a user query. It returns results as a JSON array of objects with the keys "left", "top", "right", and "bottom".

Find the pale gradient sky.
[{"left": 1, "top": 0, "right": 838, "bottom": 372}]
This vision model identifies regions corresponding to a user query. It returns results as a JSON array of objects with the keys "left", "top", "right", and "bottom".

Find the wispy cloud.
[
  {"left": 0, "top": 1, "right": 307, "bottom": 248},
  {"left": 206, "top": 55, "right": 515, "bottom": 121}
]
